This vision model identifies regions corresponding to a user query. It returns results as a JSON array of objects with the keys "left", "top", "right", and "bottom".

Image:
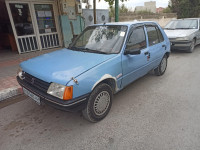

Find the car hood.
[
  {"left": 20, "top": 48, "right": 116, "bottom": 85},
  {"left": 164, "top": 29, "right": 197, "bottom": 38}
]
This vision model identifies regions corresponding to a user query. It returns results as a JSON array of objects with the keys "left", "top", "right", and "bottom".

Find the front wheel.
[
  {"left": 82, "top": 83, "right": 113, "bottom": 123},
  {"left": 187, "top": 39, "right": 195, "bottom": 53},
  {"left": 154, "top": 55, "right": 168, "bottom": 76}
]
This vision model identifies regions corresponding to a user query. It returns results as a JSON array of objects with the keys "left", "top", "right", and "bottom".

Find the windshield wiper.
[
  {"left": 81, "top": 48, "right": 108, "bottom": 54},
  {"left": 174, "top": 28, "right": 193, "bottom": 29},
  {"left": 68, "top": 46, "right": 82, "bottom": 51},
  {"left": 164, "top": 28, "right": 175, "bottom": 30},
  {"left": 69, "top": 46, "right": 109, "bottom": 54}
]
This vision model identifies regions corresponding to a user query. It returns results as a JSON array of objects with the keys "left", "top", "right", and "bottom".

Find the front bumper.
[
  {"left": 170, "top": 40, "right": 192, "bottom": 50},
  {"left": 17, "top": 76, "right": 89, "bottom": 112}
]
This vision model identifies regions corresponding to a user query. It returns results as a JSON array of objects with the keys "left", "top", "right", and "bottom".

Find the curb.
[{"left": 0, "top": 86, "right": 23, "bottom": 102}]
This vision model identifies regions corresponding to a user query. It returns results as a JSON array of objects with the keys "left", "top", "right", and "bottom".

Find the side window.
[
  {"left": 146, "top": 26, "right": 159, "bottom": 46},
  {"left": 156, "top": 27, "right": 164, "bottom": 42},
  {"left": 126, "top": 26, "right": 147, "bottom": 51}
]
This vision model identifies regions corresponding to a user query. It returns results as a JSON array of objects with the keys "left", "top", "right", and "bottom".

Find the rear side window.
[
  {"left": 146, "top": 26, "right": 159, "bottom": 46},
  {"left": 146, "top": 25, "right": 164, "bottom": 46},
  {"left": 126, "top": 26, "right": 147, "bottom": 51},
  {"left": 157, "top": 27, "right": 164, "bottom": 42}
]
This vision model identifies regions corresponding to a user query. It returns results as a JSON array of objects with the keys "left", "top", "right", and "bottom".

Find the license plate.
[{"left": 23, "top": 88, "right": 41, "bottom": 105}]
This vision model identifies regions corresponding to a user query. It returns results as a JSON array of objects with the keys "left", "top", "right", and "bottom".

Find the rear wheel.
[
  {"left": 82, "top": 83, "right": 113, "bottom": 122},
  {"left": 154, "top": 55, "right": 167, "bottom": 76}
]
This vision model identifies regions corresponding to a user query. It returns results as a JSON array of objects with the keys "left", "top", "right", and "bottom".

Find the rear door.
[{"left": 145, "top": 24, "right": 166, "bottom": 69}]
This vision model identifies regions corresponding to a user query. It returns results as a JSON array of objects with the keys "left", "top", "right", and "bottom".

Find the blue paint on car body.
[
  {"left": 18, "top": 21, "right": 170, "bottom": 111},
  {"left": 20, "top": 49, "right": 117, "bottom": 86}
]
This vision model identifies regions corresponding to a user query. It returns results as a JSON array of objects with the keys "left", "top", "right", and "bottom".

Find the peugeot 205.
[
  {"left": 164, "top": 18, "right": 200, "bottom": 53},
  {"left": 17, "top": 21, "right": 170, "bottom": 122}
]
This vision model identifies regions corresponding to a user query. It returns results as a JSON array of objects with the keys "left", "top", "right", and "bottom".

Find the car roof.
[
  {"left": 172, "top": 18, "right": 200, "bottom": 20},
  {"left": 91, "top": 21, "right": 158, "bottom": 27}
]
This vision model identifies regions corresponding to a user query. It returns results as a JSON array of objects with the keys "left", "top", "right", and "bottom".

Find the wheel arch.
[
  {"left": 193, "top": 37, "right": 197, "bottom": 44},
  {"left": 92, "top": 74, "right": 118, "bottom": 94},
  {"left": 165, "top": 52, "right": 170, "bottom": 58}
]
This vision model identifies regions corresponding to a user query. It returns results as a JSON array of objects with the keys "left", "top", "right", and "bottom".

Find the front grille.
[
  {"left": 169, "top": 38, "right": 176, "bottom": 41},
  {"left": 22, "top": 72, "right": 50, "bottom": 93}
]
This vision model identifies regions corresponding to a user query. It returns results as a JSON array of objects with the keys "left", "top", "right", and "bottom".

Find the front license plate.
[{"left": 23, "top": 88, "right": 41, "bottom": 105}]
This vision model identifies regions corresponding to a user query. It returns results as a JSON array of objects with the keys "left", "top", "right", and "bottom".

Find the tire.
[
  {"left": 154, "top": 55, "right": 168, "bottom": 76},
  {"left": 82, "top": 83, "right": 113, "bottom": 123},
  {"left": 187, "top": 39, "right": 195, "bottom": 53}
]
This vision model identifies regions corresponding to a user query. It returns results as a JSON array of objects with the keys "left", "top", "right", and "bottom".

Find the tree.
[
  {"left": 99, "top": 0, "right": 127, "bottom": 8},
  {"left": 120, "top": 4, "right": 128, "bottom": 13},
  {"left": 109, "top": 4, "right": 129, "bottom": 17},
  {"left": 163, "top": 7, "right": 171, "bottom": 13},
  {"left": 99, "top": 0, "right": 128, "bottom": 22},
  {"left": 169, "top": 0, "right": 200, "bottom": 18}
]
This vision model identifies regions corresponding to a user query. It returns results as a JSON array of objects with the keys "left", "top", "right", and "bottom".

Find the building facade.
[
  {"left": 157, "top": 7, "right": 164, "bottom": 13},
  {"left": 135, "top": 1, "right": 156, "bottom": 13},
  {"left": 0, "top": 0, "right": 85, "bottom": 54}
]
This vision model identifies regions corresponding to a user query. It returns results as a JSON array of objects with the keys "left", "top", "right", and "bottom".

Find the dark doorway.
[{"left": 0, "top": 0, "right": 18, "bottom": 53}]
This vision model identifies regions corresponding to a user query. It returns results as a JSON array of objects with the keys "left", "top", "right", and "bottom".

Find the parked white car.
[{"left": 164, "top": 18, "right": 200, "bottom": 52}]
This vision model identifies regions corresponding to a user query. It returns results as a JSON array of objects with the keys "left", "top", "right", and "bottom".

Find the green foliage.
[
  {"left": 169, "top": 0, "right": 200, "bottom": 18},
  {"left": 109, "top": 4, "right": 129, "bottom": 17},
  {"left": 163, "top": 7, "right": 171, "bottom": 13},
  {"left": 120, "top": 4, "right": 128, "bottom": 13},
  {"left": 99, "top": 0, "right": 127, "bottom": 8},
  {"left": 109, "top": 6, "right": 115, "bottom": 17}
]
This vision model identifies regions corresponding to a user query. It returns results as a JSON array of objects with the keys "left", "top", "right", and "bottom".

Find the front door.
[
  {"left": 122, "top": 25, "right": 150, "bottom": 88},
  {"left": 6, "top": 2, "right": 39, "bottom": 53}
]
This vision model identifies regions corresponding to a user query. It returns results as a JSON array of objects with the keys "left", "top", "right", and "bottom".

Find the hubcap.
[
  {"left": 161, "top": 57, "right": 167, "bottom": 73},
  {"left": 191, "top": 40, "right": 195, "bottom": 51},
  {"left": 93, "top": 91, "right": 110, "bottom": 116}
]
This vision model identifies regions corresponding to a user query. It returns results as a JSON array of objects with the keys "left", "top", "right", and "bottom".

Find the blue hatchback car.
[{"left": 17, "top": 21, "right": 170, "bottom": 122}]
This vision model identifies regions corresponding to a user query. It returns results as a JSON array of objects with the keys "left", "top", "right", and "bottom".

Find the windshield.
[
  {"left": 165, "top": 19, "right": 198, "bottom": 29},
  {"left": 69, "top": 25, "right": 128, "bottom": 54}
]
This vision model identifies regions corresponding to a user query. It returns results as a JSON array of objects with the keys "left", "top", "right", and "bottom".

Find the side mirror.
[{"left": 124, "top": 49, "right": 141, "bottom": 55}]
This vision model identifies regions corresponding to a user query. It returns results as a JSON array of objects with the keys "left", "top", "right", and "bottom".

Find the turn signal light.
[{"left": 63, "top": 86, "right": 73, "bottom": 100}]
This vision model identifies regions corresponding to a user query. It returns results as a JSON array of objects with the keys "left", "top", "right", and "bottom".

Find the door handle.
[
  {"left": 162, "top": 45, "right": 167, "bottom": 50},
  {"left": 144, "top": 51, "right": 149, "bottom": 55},
  {"left": 144, "top": 51, "right": 150, "bottom": 60}
]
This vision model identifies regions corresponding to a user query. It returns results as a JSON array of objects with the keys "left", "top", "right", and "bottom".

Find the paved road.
[{"left": 1, "top": 46, "right": 200, "bottom": 150}]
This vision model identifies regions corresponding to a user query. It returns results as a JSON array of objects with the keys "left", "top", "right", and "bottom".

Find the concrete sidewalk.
[{"left": 0, "top": 49, "right": 58, "bottom": 101}]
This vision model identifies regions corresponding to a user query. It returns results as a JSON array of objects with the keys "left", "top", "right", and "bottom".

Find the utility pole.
[
  {"left": 93, "top": 0, "right": 97, "bottom": 24},
  {"left": 115, "top": 0, "right": 119, "bottom": 22}
]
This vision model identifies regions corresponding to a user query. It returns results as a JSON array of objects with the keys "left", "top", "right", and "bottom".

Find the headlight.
[
  {"left": 17, "top": 67, "right": 24, "bottom": 80},
  {"left": 176, "top": 37, "right": 189, "bottom": 41},
  {"left": 47, "top": 82, "right": 73, "bottom": 100}
]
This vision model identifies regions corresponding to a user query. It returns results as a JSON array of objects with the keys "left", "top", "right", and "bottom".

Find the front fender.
[{"left": 67, "top": 54, "right": 122, "bottom": 99}]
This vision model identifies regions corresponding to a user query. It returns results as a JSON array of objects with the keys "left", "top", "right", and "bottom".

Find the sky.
[{"left": 82, "top": 0, "right": 170, "bottom": 10}]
